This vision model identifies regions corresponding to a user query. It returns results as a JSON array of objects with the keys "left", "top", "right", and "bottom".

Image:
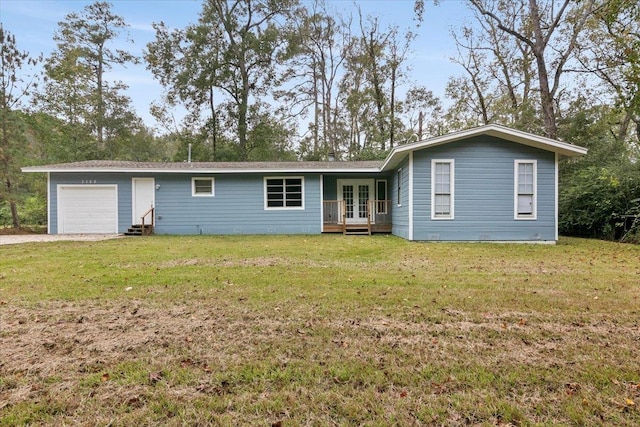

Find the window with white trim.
[
  {"left": 376, "top": 180, "right": 387, "bottom": 214},
  {"left": 192, "top": 177, "right": 214, "bottom": 197},
  {"left": 264, "top": 177, "right": 304, "bottom": 209},
  {"left": 431, "top": 160, "right": 454, "bottom": 219},
  {"left": 515, "top": 160, "right": 536, "bottom": 219}
]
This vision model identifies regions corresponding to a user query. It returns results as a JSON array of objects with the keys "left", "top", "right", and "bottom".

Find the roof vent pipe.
[
  {"left": 328, "top": 151, "right": 336, "bottom": 162},
  {"left": 188, "top": 143, "right": 192, "bottom": 163}
]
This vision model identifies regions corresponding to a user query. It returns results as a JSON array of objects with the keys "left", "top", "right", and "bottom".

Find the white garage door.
[{"left": 58, "top": 185, "right": 118, "bottom": 234}]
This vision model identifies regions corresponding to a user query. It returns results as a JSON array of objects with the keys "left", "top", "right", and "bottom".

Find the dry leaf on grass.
[{"left": 149, "top": 371, "right": 163, "bottom": 384}]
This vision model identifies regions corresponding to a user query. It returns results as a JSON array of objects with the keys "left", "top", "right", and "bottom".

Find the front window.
[
  {"left": 432, "top": 160, "right": 454, "bottom": 219},
  {"left": 265, "top": 177, "right": 304, "bottom": 209},
  {"left": 192, "top": 178, "right": 214, "bottom": 197},
  {"left": 515, "top": 160, "right": 536, "bottom": 219}
]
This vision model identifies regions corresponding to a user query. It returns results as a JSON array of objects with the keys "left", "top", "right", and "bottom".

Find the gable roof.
[
  {"left": 22, "top": 124, "right": 587, "bottom": 174},
  {"left": 380, "top": 124, "right": 588, "bottom": 171}
]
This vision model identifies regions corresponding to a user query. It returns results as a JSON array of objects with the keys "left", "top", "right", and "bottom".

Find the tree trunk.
[
  {"left": 3, "top": 174, "right": 20, "bottom": 228},
  {"left": 238, "top": 96, "right": 248, "bottom": 160},
  {"left": 364, "top": 26, "right": 387, "bottom": 150},
  {"left": 209, "top": 86, "right": 217, "bottom": 160},
  {"left": 390, "top": 62, "right": 396, "bottom": 148},
  {"left": 238, "top": 56, "right": 249, "bottom": 160},
  {"left": 97, "top": 45, "right": 105, "bottom": 150},
  {"left": 313, "top": 65, "right": 319, "bottom": 155},
  {"left": 0, "top": 101, "right": 19, "bottom": 228},
  {"left": 529, "top": 0, "right": 558, "bottom": 139},
  {"left": 10, "top": 199, "right": 20, "bottom": 229}
]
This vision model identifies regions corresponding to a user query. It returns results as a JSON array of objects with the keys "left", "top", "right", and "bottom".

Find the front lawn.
[{"left": 1, "top": 236, "right": 638, "bottom": 425}]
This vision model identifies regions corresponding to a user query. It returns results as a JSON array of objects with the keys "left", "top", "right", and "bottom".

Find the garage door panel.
[{"left": 58, "top": 186, "right": 118, "bottom": 234}]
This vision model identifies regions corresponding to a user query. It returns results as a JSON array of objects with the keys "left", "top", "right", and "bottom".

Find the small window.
[
  {"left": 265, "top": 177, "right": 304, "bottom": 209},
  {"left": 515, "top": 160, "right": 536, "bottom": 219},
  {"left": 431, "top": 159, "right": 454, "bottom": 219},
  {"left": 376, "top": 180, "right": 387, "bottom": 214},
  {"left": 192, "top": 177, "right": 214, "bottom": 197},
  {"left": 396, "top": 169, "right": 402, "bottom": 206}
]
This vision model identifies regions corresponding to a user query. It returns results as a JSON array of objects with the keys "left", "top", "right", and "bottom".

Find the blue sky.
[{"left": 1, "top": 0, "right": 472, "bottom": 129}]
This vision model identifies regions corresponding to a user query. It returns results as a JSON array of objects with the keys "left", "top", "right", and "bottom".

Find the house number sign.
[{"left": 81, "top": 180, "right": 97, "bottom": 184}]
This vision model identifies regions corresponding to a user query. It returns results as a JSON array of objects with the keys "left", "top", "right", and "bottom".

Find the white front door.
[
  {"left": 338, "top": 179, "right": 374, "bottom": 224},
  {"left": 132, "top": 178, "right": 155, "bottom": 225}
]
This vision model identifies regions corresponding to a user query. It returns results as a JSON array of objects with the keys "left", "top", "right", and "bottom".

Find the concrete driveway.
[{"left": 0, "top": 234, "right": 124, "bottom": 245}]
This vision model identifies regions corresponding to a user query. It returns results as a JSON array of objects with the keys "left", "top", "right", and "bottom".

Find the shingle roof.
[
  {"left": 22, "top": 124, "right": 588, "bottom": 174},
  {"left": 22, "top": 160, "right": 384, "bottom": 173}
]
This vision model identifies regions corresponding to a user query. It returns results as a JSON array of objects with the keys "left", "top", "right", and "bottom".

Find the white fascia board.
[
  {"left": 381, "top": 124, "right": 587, "bottom": 172},
  {"left": 22, "top": 167, "right": 382, "bottom": 174},
  {"left": 484, "top": 126, "right": 588, "bottom": 156}
]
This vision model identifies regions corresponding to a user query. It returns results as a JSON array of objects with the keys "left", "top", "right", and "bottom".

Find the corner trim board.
[{"left": 408, "top": 152, "right": 414, "bottom": 240}]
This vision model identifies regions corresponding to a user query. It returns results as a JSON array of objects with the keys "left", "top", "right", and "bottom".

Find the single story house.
[{"left": 22, "top": 124, "right": 587, "bottom": 242}]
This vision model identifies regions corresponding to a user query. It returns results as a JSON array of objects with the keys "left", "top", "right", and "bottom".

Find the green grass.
[{"left": 1, "top": 235, "right": 639, "bottom": 425}]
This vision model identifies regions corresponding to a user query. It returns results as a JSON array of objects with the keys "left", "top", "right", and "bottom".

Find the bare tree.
[{"left": 467, "top": 0, "right": 597, "bottom": 139}]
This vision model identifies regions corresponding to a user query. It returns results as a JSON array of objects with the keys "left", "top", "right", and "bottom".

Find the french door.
[{"left": 338, "top": 179, "right": 374, "bottom": 224}]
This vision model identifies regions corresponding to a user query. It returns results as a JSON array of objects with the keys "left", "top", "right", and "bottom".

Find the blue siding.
[
  {"left": 50, "top": 172, "right": 135, "bottom": 234},
  {"left": 155, "top": 173, "right": 321, "bottom": 234},
  {"left": 48, "top": 135, "right": 558, "bottom": 240},
  {"left": 391, "top": 157, "right": 410, "bottom": 239},
  {"left": 411, "top": 136, "right": 556, "bottom": 241},
  {"left": 50, "top": 172, "right": 322, "bottom": 235}
]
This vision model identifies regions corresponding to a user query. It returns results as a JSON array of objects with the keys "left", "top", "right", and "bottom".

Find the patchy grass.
[{"left": 0, "top": 235, "right": 639, "bottom": 426}]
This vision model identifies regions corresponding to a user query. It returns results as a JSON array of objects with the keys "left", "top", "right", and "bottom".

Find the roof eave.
[
  {"left": 380, "top": 124, "right": 587, "bottom": 171},
  {"left": 21, "top": 166, "right": 383, "bottom": 174},
  {"left": 22, "top": 125, "right": 588, "bottom": 174}
]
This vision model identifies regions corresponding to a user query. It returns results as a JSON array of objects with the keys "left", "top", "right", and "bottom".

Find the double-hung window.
[
  {"left": 264, "top": 177, "right": 304, "bottom": 209},
  {"left": 515, "top": 160, "right": 536, "bottom": 219},
  {"left": 431, "top": 160, "right": 454, "bottom": 219},
  {"left": 192, "top": 177, "right": 214, "bottom": 197}
]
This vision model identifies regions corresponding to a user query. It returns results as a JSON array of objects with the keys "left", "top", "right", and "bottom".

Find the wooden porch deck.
[{"left": 322, "top": 200, "right": 392, "bottom": 235}]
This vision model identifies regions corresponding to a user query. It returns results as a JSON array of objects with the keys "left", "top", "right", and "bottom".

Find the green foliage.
[
  {"left": 559, "top": 164, "right": 640, "bottom": 239},
  {"left": 589, "top": 0, "right": 640, "bottom": 145},
  {"left": 0, "top": 203, "right": 11, "bottom": 227},
  {"left": 0, "top": 192, "right": 46, "bottom": 227},
  {"left": 22, "top": 111, "right": 95, "bottom": 163},
  {"left": 349, "top": 146, "right": 390, "bottom": 161},
  {"left": 246, "top": 114, "right": 297, "bottom": 161},
  {"left": 146, "top": 0, "right": 298, "bottom": 161},
  {"left": 19, "top": 195, "right": 47, "bottom": 225},
  {"left": 0, "top": 26, "right": 41, "bottom": 228},
  {"left": 39, "top": 1, "right": 142, "bottom": 159},
  {"left": 558, "top": 105, "right": 640, "bottom": 240}
]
